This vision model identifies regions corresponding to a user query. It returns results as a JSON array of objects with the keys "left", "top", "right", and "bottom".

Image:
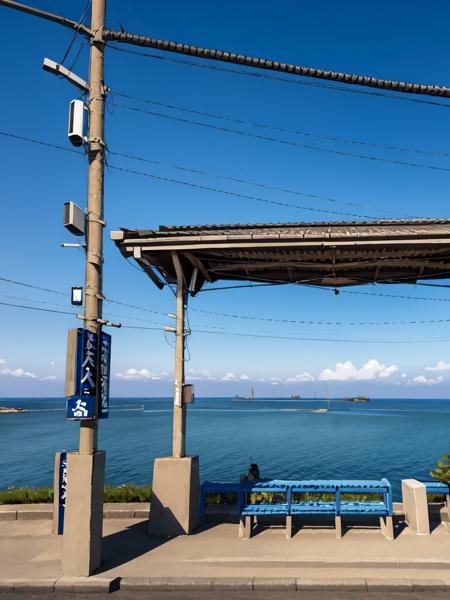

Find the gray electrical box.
[
  {"left": 64, "top": 201, "right": 86, "bottom": 236},
  {"left": 183, "top": 384, "right": 195, "bottom": 404}
]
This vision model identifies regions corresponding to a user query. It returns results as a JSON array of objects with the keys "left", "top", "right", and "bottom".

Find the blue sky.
[{"left": 1, "top": 0, "right": 450, "bottom": 398}]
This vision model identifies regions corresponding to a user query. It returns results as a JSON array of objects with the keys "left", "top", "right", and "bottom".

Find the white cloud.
[
  {"left": 188, "top": 368, "right": 216, "bottom": 381},
  {"left": 401, "top": 373, "right": 407, "bottom": 378},
  {"left": 40, "top": 375, "right": 57, "bottom": 381},
  {"left": 285, "top": 372, "right": 315, "bottom": 383},
  {"left": 49, "top": 361, "right": 56, "bottom": 366},
  {"left": 318, "top": 359, "right": 398, "bottom": 381},
  {"left": 410, "top": 375, "right": 444, "bottom": 386},
  {"left": 0, "top": 359, "right": 6, "bottom": 365},
  {"left": 425, "top": 361, "right": 450, "bottom": 372},
  {"left": 115, "top": 368, "right": 163, "bottom": 381},
  {"left": 222, "top": 372, "right": 237, "bottom": 381},
  {"left": 240, "top": 374, "right": 250, "bottom": 381},
  {"left": 379, "top": 365, "right": 399, "bottom": 378},
  {"left": 1, "top": 368, "right": 36, "bottom": 379}
]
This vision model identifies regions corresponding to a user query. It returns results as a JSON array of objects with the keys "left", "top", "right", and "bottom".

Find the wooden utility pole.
[
  {"left": 79, "top": 0, "right": 106, "bottom": 456},
  {"left": 172, "top": 252, "right": 187, "bottom": 458}
]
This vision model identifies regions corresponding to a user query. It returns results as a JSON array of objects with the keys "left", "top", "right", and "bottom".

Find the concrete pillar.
[
  {"left": 148, "top": 456, "right": 200, "bottom": 536},
  {"left": 61, "top": 451, "right": 105, "bottom": 576},
  {"left": 402, "top": 479, "right": 430, "bottom": 535}
]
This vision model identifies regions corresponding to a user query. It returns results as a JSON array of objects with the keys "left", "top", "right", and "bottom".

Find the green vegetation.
[
  {"left": 429, "top": 453, "right": 450, "bottom": 501},
  {"left": 0, "top": 484, "right": 152, "bottom": 504},
  {"left": 430, "top": 453, "right": 450, "bottom": 484},
  {"left": 204, "top": 491, "right": 382, "bottom": 505}
]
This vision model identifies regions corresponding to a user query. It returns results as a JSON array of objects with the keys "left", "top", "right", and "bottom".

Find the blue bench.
[
  {"left": 200, "top": 478, "right": 394, "bottom": 539},
  {"left": 422, "top": 481, "right": 450, "bottom": 496},
  {"left": 239, "top": 481, "right": 290, "bottom": 539},
  {"left": 199, "top": 481, "right": 239, "bottom": 518}
]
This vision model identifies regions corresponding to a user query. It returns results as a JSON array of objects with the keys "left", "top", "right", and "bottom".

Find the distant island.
[{"left": 0, "top": 406, "right": 26, "bottom": 413}]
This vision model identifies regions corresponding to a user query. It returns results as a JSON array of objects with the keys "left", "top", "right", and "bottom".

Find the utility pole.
[
  {"left": 79, "top": 0, "right": 106, "bottom": 456},
  {"left": 59, "top": 0, "right": 107, "bottom": 576}
]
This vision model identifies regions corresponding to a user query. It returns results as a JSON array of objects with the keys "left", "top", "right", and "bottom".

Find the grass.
[{"left": 0, "top": 484, "right": 152, "bottom": 504}]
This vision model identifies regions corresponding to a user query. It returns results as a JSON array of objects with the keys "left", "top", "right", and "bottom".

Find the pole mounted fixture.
[{"left": 43, "top": 58, "right": 89, "bottom": 92}]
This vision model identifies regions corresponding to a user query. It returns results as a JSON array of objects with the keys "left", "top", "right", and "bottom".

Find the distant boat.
[
  {"left": 288, "top": 394, "right": 300, "bottom": 399},
  {"left": 233, "top": 386, "right": 254, "bottom": 401},
  {"left": 0, "top": 406, "right": 26, "bottom": 414},
  {"left": 344, "top": 396, "right": 369, "bottom": 403}
]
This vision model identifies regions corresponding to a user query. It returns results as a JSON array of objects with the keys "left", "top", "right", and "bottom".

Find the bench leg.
[
  {"left": 335, "top": 515, "right": 342, "bottom": 539},
  {"left": 238, "top": 517, "right": 245, "bottom": 539},
  {"left": 286, "top": 515, "right": 292, "bottom": 539},
  {"left": 380, "top": 516, "right": 394, "bottom": 540},
  {"left": 244, "top": 515, "right": 252, "bottom": 539}
]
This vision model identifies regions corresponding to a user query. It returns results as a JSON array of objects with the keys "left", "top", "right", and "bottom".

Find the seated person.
[{"left": 240, "top": 463, "right": 260, "bottom": 482}]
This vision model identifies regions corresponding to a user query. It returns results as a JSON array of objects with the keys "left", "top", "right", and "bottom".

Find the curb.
[
  {"left": 0, "top": 509, "right": 148, "bottom": 521},
  {"left": 1, "top": 576, "right": 449, "bottom": 593}
]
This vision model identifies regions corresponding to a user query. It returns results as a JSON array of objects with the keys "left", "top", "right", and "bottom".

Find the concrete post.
[
  {"left": 61, "top": 451, "right": 105, "bottom": 575},
  {"left": 148, "top": 455, "right": 200, "bottom": 536},
  {"left": 402, "top": 479, "right": 430, "bottom": 535}
]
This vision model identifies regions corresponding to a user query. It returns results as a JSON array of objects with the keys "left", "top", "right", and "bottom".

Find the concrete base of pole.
[
  {"left": 402, "top": 479, "right": 430, "bottom": 535},
  {"left": 148, "top": 456, "right": 200, "bottom": 536},
  {"left": 61, "top": 451, "right": 105, "bottom": 576}
]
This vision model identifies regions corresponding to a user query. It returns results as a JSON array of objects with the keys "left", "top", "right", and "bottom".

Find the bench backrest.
[{"left": 200, "top": 478, "right": 393, "bottom": 515}]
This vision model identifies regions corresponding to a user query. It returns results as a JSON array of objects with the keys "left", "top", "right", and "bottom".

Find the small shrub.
[
  {"left": 0, "top": 487, "right": 54, "bottom": 504},
  {"left": 430, "top": 454, "right": 450, "bottom": 484}
]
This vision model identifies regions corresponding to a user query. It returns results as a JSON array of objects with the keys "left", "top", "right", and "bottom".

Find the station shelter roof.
[{"left": 111, "top": 219, "right": 450, "bottom": 295}]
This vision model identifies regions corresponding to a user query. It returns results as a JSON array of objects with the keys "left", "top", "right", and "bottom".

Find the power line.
[
  {"left": 105, "top": 43, "right": 450, "bottom": 107},
  {"left": 0, "top": 131, "right": 82, "bottom": 156},
  {"left": 3, "top": 274, "right": 450, "bottom": 328},
  {"left": 0, "top": 129, "right": 395, "bottom": 219},
  {"left": 112, "top": 101, "right": 450, "bottom": 173},
  {"left": 121, "top": 323, "right": 450, "bottom": 344},
  {"left": 114, "top": 91, "right": 449, "bottom": 159},
  {"left": 109, "top": 163, "right": 372, "bottom": 219},
  {"left": 109, "top": 149, "right": 415, "bottom": 218},
  {"left": 0, "top": 275, "right": 68, "bottom": 296},
  {"left": 190, "top": 306, "right": 450, "bottom": 326}
]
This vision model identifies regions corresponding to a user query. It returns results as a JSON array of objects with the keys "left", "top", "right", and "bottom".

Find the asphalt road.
[{"left": 1, "top": 592, "right": 450, "bottom": 599}]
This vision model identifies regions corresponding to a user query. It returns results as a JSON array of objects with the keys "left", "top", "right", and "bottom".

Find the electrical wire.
[
  {"left": 59, "top": 0, "right": 91, "bottom": 66},
  {"left": 109, "top": 163, "right": 374, "bottom": 219},
  {"left": 2, "top": 296, "right": 449, "bottom": 343},
  {"left": 114, "top": 91, "right": 449, "bottom": 159},
  {"left": 109, "top": 149, "right": 416, "bottom": 218},
  {"left": 111, "top": 102, "right": 450, "bottom": 173},
  {"left": 0, "top": 129, "right": 393, "bottom": 219},
  {"left": 3, "top": 274, "right": 450, "bottom": 327},
  {"left": 105, "top": 44, "right": 450, "bottom": 109}
]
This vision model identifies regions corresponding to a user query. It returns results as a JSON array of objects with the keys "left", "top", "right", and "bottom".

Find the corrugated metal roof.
[{"left": 112, "top": 219, "right": 450, "bottom": 294}]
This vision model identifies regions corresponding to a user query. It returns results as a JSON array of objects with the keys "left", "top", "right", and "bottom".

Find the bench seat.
[
  {"left": 291, "top": 501, "right": 336, "bottom": 514},
  {"left": 241, "top": 503, "right": 288, "bottom": 515},
  {"left": 339, "top": 501, "right": 389, "bottom": 515}
]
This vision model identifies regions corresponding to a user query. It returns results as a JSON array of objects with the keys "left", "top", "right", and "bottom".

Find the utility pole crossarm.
[
  {"left": 104, "top": 28, "right": 450, "bottom": 99},
  {"left": 0, "top": 0, "right": 93, "bottom": 37}
]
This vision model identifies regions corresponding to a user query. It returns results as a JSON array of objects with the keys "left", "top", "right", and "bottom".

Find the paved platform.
[{"left": 1, "top": 516, "right": 450, "bottom": 591}]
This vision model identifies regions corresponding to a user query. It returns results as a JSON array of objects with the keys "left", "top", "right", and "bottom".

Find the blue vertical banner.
[
  {"left": 66, "top": 328, "right": 97, "bottom": 419},
  {"left": 99, "top": 331, "right": 111, "bottom": 419},
  {"left": 57, "top": 451, "right": 68, "bottom": 535},
  {"left": 66, "top": 328, "right": 111, "bottom": 420}
]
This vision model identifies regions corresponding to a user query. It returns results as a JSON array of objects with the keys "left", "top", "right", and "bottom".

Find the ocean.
[{"left": 0, "top": 397, "right": 449, "bottom": 500}]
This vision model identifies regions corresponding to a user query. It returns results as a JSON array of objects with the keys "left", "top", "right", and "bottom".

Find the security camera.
[{"left": 68, "top": 99, "right": 87, "bottom": 147}]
